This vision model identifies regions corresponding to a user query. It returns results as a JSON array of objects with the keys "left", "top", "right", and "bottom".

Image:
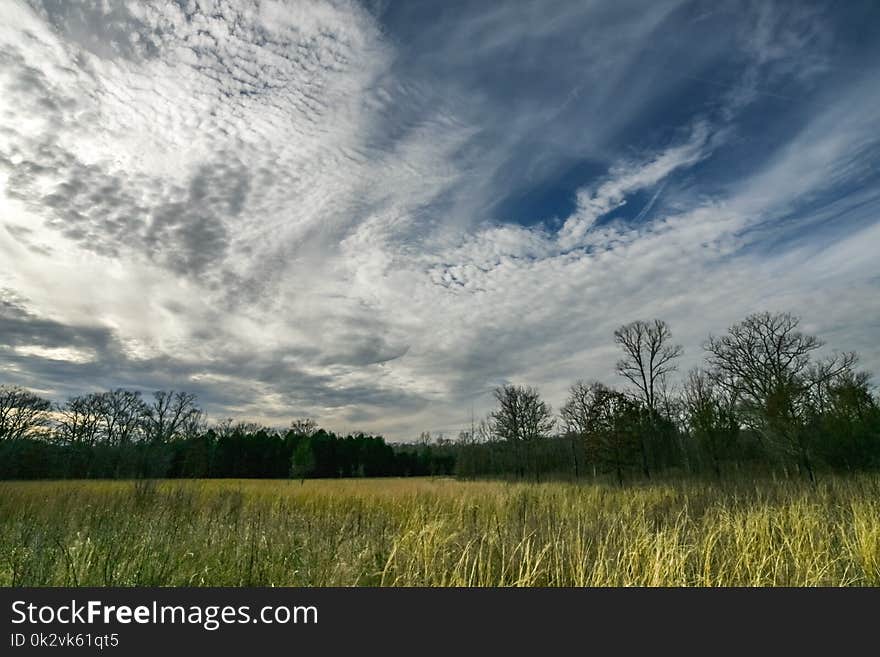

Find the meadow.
[{"left": 1, "top": 476, "right": 879, "bottom": 587}]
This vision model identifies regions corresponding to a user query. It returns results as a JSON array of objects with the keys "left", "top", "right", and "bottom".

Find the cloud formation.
[{"left": 1, "top": 0, "right": 878, "bottom": 438}]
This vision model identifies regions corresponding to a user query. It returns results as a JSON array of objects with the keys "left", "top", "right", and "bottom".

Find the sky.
[{"left": 1, "top": 0, "right": 879, "bottom": 440}]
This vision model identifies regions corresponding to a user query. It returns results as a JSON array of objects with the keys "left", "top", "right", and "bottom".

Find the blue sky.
[{"left": 0, "top": 0, "right": 879, "bottom": 438}]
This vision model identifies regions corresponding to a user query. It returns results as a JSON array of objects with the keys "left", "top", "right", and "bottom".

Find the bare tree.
[
  {"left": 213, "top": 418, "right": 266, "bottom": 439},
  {"left": 289, "top": 418, "right": 318, "bottom": 437},
  {"left": 179, "top": 407, "right": 208, "bottom": 441},
  {"left": 142, "top": 391, "right": 201, "bottom": 443},
  {"left": 613, "top": 319, "right": 683, "bottom": 479},
  {"left": 0, "top": 385, "right": 52, "bottom": 440},
  {"left": 96, "top": 389, "right": 147, "bottom": 445},
  {"left": 475, "top": 417, "right": 495, "bottom": 444},
  {"left": 614, "top": 319, "right": 683, "bottom": 413},
  {"left": 705, "top": 311, "right": 857, "bottom": 482},
  {"left": 560, "top": 381, "right": 606, "bottom": 478},
  {"left": 490, "top": 384, "right": 555, "bottom": 442},
  {"left": 57, "top": 393, "right": 104, "bottom": 446},
  {"left": 490, "top": 384, "right": 555, "bottom": 480},
  {"left": 560, "top": 381, "right": 596, "bottom": 437},
  {"left": 214, "top": 417, "right": 236, "bottom": 439}
]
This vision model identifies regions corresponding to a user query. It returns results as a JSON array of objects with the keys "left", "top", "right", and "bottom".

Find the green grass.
[{"left": 1, "top": 476, "right": 879, "bottom": 586}]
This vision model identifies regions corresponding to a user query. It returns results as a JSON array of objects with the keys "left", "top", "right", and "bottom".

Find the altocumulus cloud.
[{"left": 0, "top": 0, "right": 878, "bottom": 439}]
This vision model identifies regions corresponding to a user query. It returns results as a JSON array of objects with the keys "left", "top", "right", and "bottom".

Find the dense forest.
[
  {"left": 0, "top": 420, "right": 455, "bottom": 481},
  {"left": 1, "top": 312, "right": 878, "bottom": 483}
]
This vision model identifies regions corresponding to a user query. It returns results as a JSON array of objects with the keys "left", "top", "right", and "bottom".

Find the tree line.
[
  {"left": 1, "top": 311, "right": 877, "bottom": 483},
  {"left": 455, "top": 312, "right": 880, "bottom": 483},
  {"left": 0, "top": 392, "right": 454, "bottom": 480}
]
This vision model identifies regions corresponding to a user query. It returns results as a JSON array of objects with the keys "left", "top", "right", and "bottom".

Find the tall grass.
[{"left": 1, "top": 476, "right": 878, "bottom": 586}]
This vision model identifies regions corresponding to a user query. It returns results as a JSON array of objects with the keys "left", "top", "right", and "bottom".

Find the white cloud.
[
  {"left": 558, "top": 121, "right": 712, "bottom": 249},
  {"left": 0, "top": 0, "right": 878, "bottom": 439}
]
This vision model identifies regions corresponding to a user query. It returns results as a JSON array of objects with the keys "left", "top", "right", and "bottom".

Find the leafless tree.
[
  {"left": 57, "top": 393, "right": 104, "bottom": 445},
  {"left": 490, "top": 384, "right": 555, "bottom": 480},
  {"left": 490, "top": 384, "right": 555, "bottom": 442},
  {"left": 560, "top": 381, "right": 597, "bottom": 437},
  {"left": 613, "top": 319, "right": 683, "bottom": 478},
  {"left": 0, "top": 385, "right": 52, "bottom": 440},
  {"left": 475, "top": 417, "right": 495, "bottom": 443},
  {"left": 96, "top": 389, "right": 147, "bottom": 445},
  {"left": 179, "top": 408, "right": 208, "bottom": 441},
  {"left": 213, "top": 417, "right": 236, "bottom": 439},
  {"left": 142, "top": 390, "right": 201, "bottom": 442},
  {"left": 456, "top": 417, "right": 494, "bottom": 444},
  {"left": 560, "top": 380, "right": 607, "bottom": 478},
  {"left": 614, "top": 319, "right": 683, "bottom": 413},
  {"left": 213, "top": 417, "right": 267, "bottom": 439},
  {"left": 705, "top": 311, "right": 857, "bottom": 482},
  {"left": 289, "top": 418, "right": 318, "bottom": 437}
]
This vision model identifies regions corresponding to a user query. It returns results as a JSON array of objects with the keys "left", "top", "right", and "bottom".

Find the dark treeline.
[
  {"left": 2, "top": 311, "right": 878, "bottom": 483},
  {"left": 0, "top": 395, "right": 455, "bottom": 480}
]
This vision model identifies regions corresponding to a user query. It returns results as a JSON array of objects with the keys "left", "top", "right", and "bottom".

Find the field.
[{"left": 1, "top": 476, "right": 879, "bottom": 586}]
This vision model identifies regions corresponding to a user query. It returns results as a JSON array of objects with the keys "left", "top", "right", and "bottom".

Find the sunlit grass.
[{"left": 1, "top": 476, "right": 878, "bottom": 586}]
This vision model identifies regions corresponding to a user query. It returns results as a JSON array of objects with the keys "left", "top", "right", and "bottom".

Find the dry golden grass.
[{"left": 1, "top": 476, "right": 878, "bottom": 586}]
